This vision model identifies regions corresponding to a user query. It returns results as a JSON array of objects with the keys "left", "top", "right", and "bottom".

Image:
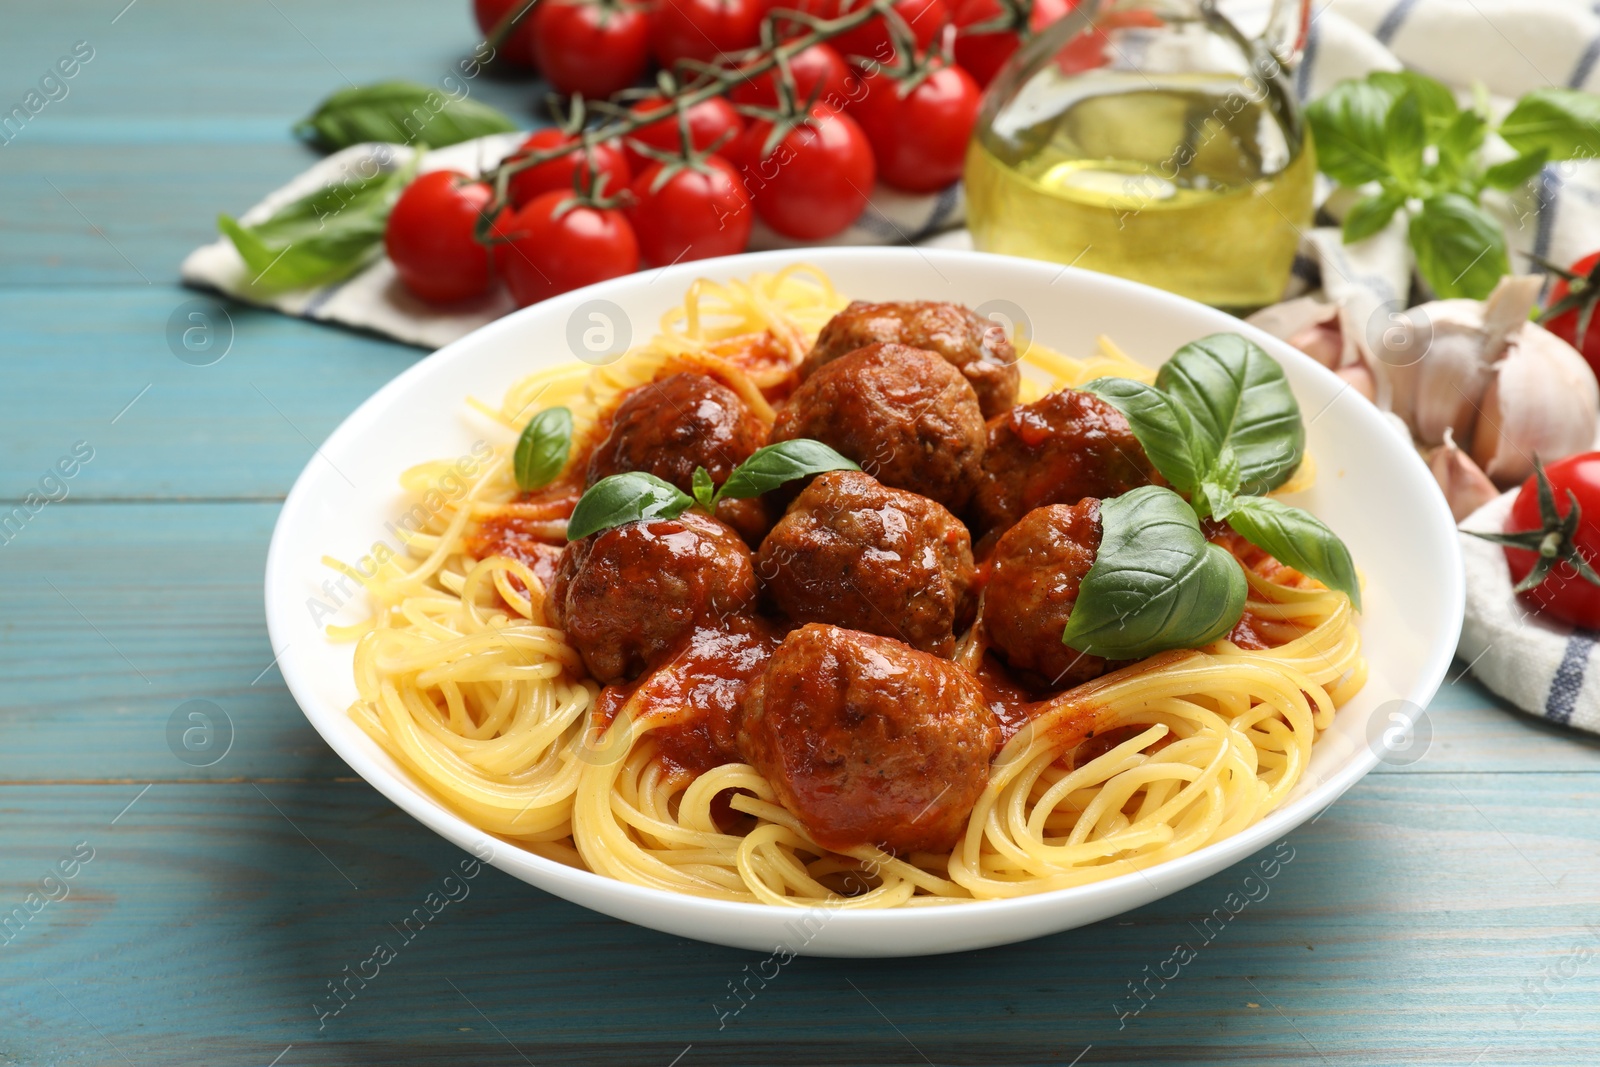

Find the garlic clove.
[
  {"left": 1336, "top": 362, "right": 1378, "bottom": 402},
  {"left": 1428, "top": 427, "right": 1500, "bottom": 521},
  {"left": 1470, "top": 319, "right": 1600, "bottom": 486}
]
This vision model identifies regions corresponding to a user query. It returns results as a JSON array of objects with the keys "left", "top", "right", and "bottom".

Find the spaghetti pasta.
[{"left": 329, "top": 266, "right": 1365, "bottom": 906}]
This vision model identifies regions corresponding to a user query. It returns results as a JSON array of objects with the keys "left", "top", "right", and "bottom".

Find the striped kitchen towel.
[{"left": 1458, "top": 491, "right": 1600, "bottom": 735}]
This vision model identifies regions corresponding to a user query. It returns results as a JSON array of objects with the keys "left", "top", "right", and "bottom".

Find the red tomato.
[
  {"left": 951, "top": 0, "right": 1077, "bottom": 87},
  {"left": 729, "top": 43, "right": 856, "bottom": 111},
  {"left": 507, "top": 129, "right": 632, "bottom": 207},
  {"left": 1542, "top": 251, "right": 1600, "bottom": 380},
  {"left": 533, "top": 0, "right": 652, "bottom": 99},
  {"left": 628, "top": 158, "right": 754, "bottom": 265},
  {"left": 1500, "top": 453, "right": 1600, "bottom": 628},
  {"left": 473, "top": 0, "right": 541, "bottom": 67},
  {"left": 623, "top": 96, "right": 745, "bottom": 172},
  {"left": 734, "top": 104, "right": 875, "bottom": 239},
  {"left": 651, "top": 0, "right": 766, "bottom": 68},
  {"left": 494, "top": 191, "right": 641, "bottom": 306},
  {"left": 782, "top": 0, "right": 948, "bottom": 64},
  {"left": 849, "top": 60, "right": 979, "bottom": 192},
  {"left": 385, "top": 170, "right": 496, "bottom": 303}
]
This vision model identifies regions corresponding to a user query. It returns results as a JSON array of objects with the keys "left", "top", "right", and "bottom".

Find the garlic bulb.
[
  {"left": 1428, "top": 428, "right": 1500, "bottom": 521},
  {"left": 1246, "top": 297, "right": 1379, "bottom": 403},
  {"left": 1470, "top": 317, "right": 1599, "bottom": 485}
]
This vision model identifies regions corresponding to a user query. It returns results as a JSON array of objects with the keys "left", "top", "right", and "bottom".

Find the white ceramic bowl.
[{"left": 265, "top": 247, "right": 1463, "bottom": 957}]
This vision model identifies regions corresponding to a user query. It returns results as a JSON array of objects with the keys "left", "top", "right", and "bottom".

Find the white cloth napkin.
[
  {"left": 179, "top": 134, "right": 965, "bottom": 350},
  {"left": 1458, "top": 490, "right": 1600, "bottom": 735}
]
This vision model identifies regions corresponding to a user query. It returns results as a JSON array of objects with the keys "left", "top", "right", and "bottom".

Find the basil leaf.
[
  {"left": 1342, "top": 187, "right": 1406, "bottom": 243},
  {"left": 218, "top": 152, "right": 418, "bottom": 290},
  {"left": 716, "top": 439, "right": 858, "bottom": 501},
  {"left": 692, "top": 466, "right": 715, "bottom": 512},
  {"left": 1306, "top": 79, "right": 1398, "bottom": 186},
  {"left": 1156, "top": 334, "right": 1304, "bottom": 496},
  {"left": 1059, "top": 486, "right": 1247, "bottom": 659},
  {"left": 1223, "top": 495, "right": 1362, "bottom": 610},
  {"left": 566, "top": 472, "right": 693, "bottom": 541},
  {"left": 1081, "top": 377, "right": 1206, "bottom": 495},
  {"left": 513, "top": 406, "right": 572, "bottom": 491},
  {"left": 1383, "top": 90, "right": 1426, "bottom": 185},
  {"left": 1408, "top": 193, "right": 1509, "bottom": 300},
  {"left": 1434, "top": 108, "right": 1488, "bottom": 174},
  {"left": 1368, "top": 71, "right": 1459, "bottom": 138},
  {"left": 1483, "top": 148, "right": 1550, "bottom": 191},
  {"left": 1499, "top": 88, "right": 1600, "bottom": 162},
  {"left": 293, "top": 81, "right": 517, "bottom": 151}
]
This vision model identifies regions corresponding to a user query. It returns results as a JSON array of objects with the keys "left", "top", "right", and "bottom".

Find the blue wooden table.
[{"left": 4, "top": 3, "right": 1599, "bottom": 1064}]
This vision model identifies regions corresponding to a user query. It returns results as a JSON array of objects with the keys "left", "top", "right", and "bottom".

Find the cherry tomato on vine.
[
  {"left": 782, "top": 0, "right": 949, "bottom": 64},
  {"left": 849, "top": 60, "right": 980, "bottom": 192},
  {"left": 507, "top": 129, "right": 632, "bottom": 208},
  {"left": 1477, "top": 453, "right": 1600, "bottom": 629},
  {"left": 728, "top": 43, "right": 856, "bottom": 111},
  {"left": 622, "top": 95, "right": 745, "bottom": 172},
  {"left": 472, "top": 0, "right": 541, "bottom": 67},
  {"left": 651, "top": 0, "right": 766, "bottom": 69},
  {"left": 733, "top": 104, "right": 875, "bottom": 239},
  {"left": 533, "top": 0, "right": 652, "bottom": 99},
  {"left": 385, "top": 170, "right": 497, "bottom": 304},
  {"left": 1541, "top": 251, "right": 1600, "bottom": 380},
  {"left": 628, "top": 157, "right": 754, "bottom": 265},
  {"left": 951, "top": 0, "right": 1077, "bottom": 87},
  {"left": 493, "top": 191, "right": 641, "bottom": 306}
]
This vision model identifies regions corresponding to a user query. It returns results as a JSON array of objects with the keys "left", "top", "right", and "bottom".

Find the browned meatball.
[
  {"left": 588, "top": 371, "right": 766, "bottom": 491},
  {"left": 982, "top": 501, "right": 1109, "bottom": 690},
  {"left": 975, "top": 388, "right": 1160, "bottom": 534},
  {"left": 757, "top": 471, "right": 976, "bottom": 656},
  {"left": 738, "top": 624, "right": 998, "bottom": 854},
  {"left": 772, "top": 343, "right": 985, "bottom": 513},
  {"left": 549, "top": 512, "right": 758, "bottom": 683},
  {"left": 805, "top": 301, "right": 1020, "bottom": 418}
]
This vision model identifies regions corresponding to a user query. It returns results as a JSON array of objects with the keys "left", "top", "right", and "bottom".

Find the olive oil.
[{"left": 966, "top": 79, "right": 1315, "bottom": 311}]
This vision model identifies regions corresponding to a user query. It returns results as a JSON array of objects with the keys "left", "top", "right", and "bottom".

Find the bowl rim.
[{"left": 264, "top": 245, "right": 1464, "bottom": 932}]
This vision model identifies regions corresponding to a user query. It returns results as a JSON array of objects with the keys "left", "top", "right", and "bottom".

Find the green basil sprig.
[
  {"left": 565, "top": 439, "right": 857, "bottom": 540},
  {"left": 294, "top": 81, "right": 517, "bottom": 151},
  {"left": 218, "top": 153, "right": 419, "bottom": 290},
  {"left": 513, "top": 407, "right": 572, "bottom": 491},
  {"left": 1084, "top": 332, "right": 1361, "bottom": 610},
  {"left": 1308, "top": 72, "right": 1600, "bottom": 299},
  {"left": 1060, "top": 487, "right": 1248, "bottom": 659}
]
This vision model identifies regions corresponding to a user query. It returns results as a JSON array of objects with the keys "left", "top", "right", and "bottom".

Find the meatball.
[
  {"left": 982, "top": 501, "right": 1108, "bottom": 690},
  {"left": 738, "top": 624, "right": 998, "bottom": 854},
  {"left": 975, "top": 388, "right": 1160, "bottom": 534},
  {"left": 757, "top": 470, "right": 975, "bottom": 656},
  {"left": 548, "top": 512, "right": 758, "bottom": 683},
  {"left": 771, "top": 343, "right": 985, "bottom": 513},
  {"left": 588, "top": 370, "right": 766, "bottom": 490},
  {"left": 804, "top": 300, "right": 1020, "bottom": 418}
]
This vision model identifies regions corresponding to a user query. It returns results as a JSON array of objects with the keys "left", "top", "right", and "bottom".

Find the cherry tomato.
[
  {"left": 1542, "top": 251, "right": 1600, "bottom": 381},
  {"left": 651, "top": 0, "right": 766, "bottom": 69},
  {"left": 951, "top": 0, "right": 1077, "bottom": 87},
  {"left": 1499, "top": 453, "right": 1600, "bottom": 628},
  {"left": 622, "top": 95, "right": 745, "bottom": 172},
  {"left": 385, "top": 170, "right": 496, "bottom": 304},
  {"left": 728, "top": 43, "right": 856, "bottom": 111},
  {"left": 849, "top": 60, "right": 980, "bottom": 192},
  {"left": 734, "top": 104, "right": 875, "bottom": 239},
  {"left": 782, "top": 0, "right": 949, "bottom": 64},
  {"left": 534, "top": 0, "right": 652, "bottom": 99},
  {"left": 473, "top": 0, "right": 541, "bottom": 67},
  {"left": 628, "top": 158, "right": 754, "bottom": 265},
  {"left": 494, "top": 191, "right": 641, "bottom": 306},
  {"left": 507, "top": 129, "right": 632, "bottom": 207}
]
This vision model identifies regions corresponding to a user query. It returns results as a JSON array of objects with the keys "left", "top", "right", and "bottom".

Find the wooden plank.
[
  {"left": 2, "top": 500, "right": 1596, "bottom": 783},
  {"left": 0, "top": 289, "right": 422, "bottom": 500},
  {"left": 1, "top": 776, "right": 1595, "bottom": 1065}
]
